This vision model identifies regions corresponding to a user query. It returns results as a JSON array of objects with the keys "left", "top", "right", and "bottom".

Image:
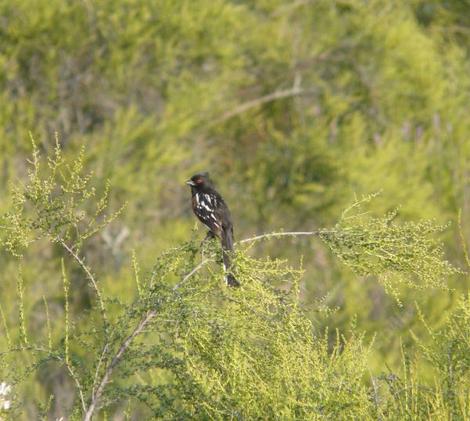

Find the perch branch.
[
  {"left": 239, "top": 230, "right": 324, "bottom": 243},
  {"left": 179, "top": 230, "right": 329, "bottom": 284}
]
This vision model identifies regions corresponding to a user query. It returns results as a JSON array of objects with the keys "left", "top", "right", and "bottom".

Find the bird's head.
[{"left": 186, "top": 172, "right": 212, "bottom": 190}]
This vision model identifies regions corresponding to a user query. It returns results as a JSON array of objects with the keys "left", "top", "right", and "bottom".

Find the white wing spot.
[{"left": 201, "top": 202, "right": 212, "bottom": 211}]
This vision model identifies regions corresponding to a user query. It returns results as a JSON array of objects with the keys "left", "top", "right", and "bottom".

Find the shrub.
[{"left": 0, "top": 144, "right": 462, "bottom": 419}]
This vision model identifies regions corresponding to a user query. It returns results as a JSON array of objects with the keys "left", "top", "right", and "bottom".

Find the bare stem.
[
  {"left": 213, "top": 87, "right": 314, "bottom": 125},
  {"left": 176, "top": 258, "right": 210, "bottom": 290},
  {"left": 57, "top": 238, "right": 109, "bottom": 332},
  {"left": 91, "top": 343, "right": 110, "bottom": 402},
  {"left": 180, "top": 230, "right": 328, "bottom": 284},
  {"left": 65, "top": 360, "right": 87, "bottom": 414},
  {"left": 0, "top": 345, "right": 87, "bottom": 413},
  {"left": 83, "top": 309, "right": 157, "bottom": 421},
  {"left": 239, "top": 230, "right": 323, "bottom": 244}
]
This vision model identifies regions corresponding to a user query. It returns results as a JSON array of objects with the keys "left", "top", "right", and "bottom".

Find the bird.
[{"left": 186, "top": 172, "right": 240, "bottom": 287}]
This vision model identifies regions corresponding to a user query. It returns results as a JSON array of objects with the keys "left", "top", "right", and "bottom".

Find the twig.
[
  {"left": 179, "top": 230, "right": 329, "bottom": 284},
  {"left": 175, "top": 258, "right": 210, "bottom": 290},
  {"left": 239, "top": 231, "right": 323, "bottom": 244},
  {"left": 84, "top": 253, "right": 212, "bottom": 419},
  {"left": 65, "top": 360, "right": 87, "bottom": 414},
  {"left": 0, "top": 344, "right": 87, "bottom": 413},
  {"left": 57, "top": 238, "right": 109, "bottom": 332},
  {"left": 272, "top": 0, "right": 315, "bottom": 17},
  {"left": 91, "top": 343, "right": 110, "bottom": 402},
  {"left": 212, "top": 87, "right": 313, "bottom": 125},
  {"left": 83, "top": 309, "right": 157, "bottom": 421}
]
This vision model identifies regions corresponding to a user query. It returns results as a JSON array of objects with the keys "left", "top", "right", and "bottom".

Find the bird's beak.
[{"left": 186, "top": 180, "right": 196, "bottom": 186}]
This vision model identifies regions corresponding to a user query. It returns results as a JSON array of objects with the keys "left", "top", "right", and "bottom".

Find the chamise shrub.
[{"left": 0, "top": 0, "right": 469, "bottom": 419}]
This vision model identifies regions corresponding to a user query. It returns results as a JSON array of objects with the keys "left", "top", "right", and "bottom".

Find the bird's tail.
[{"left": 221, "top": 228, "right": 240, "bottom": 287}]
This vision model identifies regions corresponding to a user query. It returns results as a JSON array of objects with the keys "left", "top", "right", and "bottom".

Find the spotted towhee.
[{"left": 186, "top": 172, "right": 240, "bottom": 287}]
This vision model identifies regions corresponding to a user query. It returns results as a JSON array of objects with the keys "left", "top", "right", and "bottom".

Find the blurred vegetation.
[{"left": 0, "top": 0, "right": 468, "bottom": 419}]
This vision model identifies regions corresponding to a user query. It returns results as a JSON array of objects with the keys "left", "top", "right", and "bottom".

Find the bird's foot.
[
  {"left": 225, "top": 273, "right": 240, "bottom": 287},
  {"left": 200, "top": 230, "right": 217, "bottom": 258}
]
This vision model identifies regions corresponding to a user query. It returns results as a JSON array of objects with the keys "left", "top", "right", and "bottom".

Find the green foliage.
[
  {"left": 368, "top": 296, "right": 470, "bottom": 420},
  {"left": 320, "top": 194, "right": 461, "bottom": 298},
  {"left": 0, "top": 0, "right": 469, "bottom": 419},
  {"left": 0, "top": 146, "right": 465, "bottom": 420},
  {"left": 1, "top": 137, "right": 121, "bottom": 257}
]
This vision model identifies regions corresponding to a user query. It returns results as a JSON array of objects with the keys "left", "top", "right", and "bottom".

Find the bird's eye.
[{"left": 196, "top": 178, "right": 203, "bottom": 184}]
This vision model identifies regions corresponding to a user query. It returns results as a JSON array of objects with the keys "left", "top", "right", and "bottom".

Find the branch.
[
  {"left": 239, "top": 231, "right": 324, "bottom": 244},
  {"left": 174, "top": 258, "right": 210, "bottom": 290},
  {"left": 212, "top": 87, "right": 314, "bottom": 125},
  {"left": 272, "top": 0, "right": 315, "bottom": 17},
  {"left": 179, "top": 230, "right": 329, "bottom": 284},
  {"left": 83, "top": 309, "right": 157, "bottom": 421},
  {"left": 57, "top": 238, "right": 109, "bottom": 332},
  {"left": 0, "top": 345, "right": 87, "bottom": 413},
  {"left": 91, "top": 343, "right": 109, "bottom": 402},
  {"left": 83, "top": 253, "right": 212, "bottom": 419},
  {"left": 65, "top": 359, "right": 87, "bottom": 414}
]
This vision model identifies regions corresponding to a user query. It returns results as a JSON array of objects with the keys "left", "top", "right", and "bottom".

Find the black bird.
[{"left": 186, "top": 172, "right": 240, "bottom": 287}]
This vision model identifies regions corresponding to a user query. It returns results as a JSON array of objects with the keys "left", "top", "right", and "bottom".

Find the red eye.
[{"left": 196, "top": 178, "right": 203, "bottom": 184}]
